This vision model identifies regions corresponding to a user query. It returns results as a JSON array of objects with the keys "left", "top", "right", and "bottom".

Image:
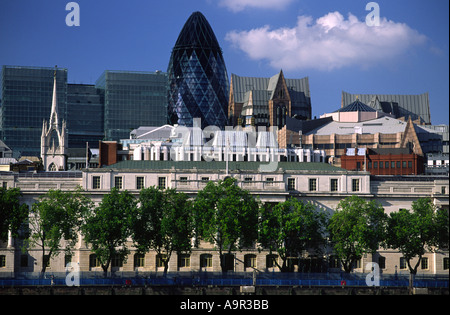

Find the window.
[
  {"left": 287, "top": 178, "right": 296, "bottom": 191},
  {"left": 134, "top": 254, "right": 145, "bottom": 268},
  {"left": 444, "top": 257, "right": 449, "bottom": 270},
  {"left": 408, "top": 161, "right": 412, "bottom": 168},
  {"left": 266, "top": 177, "right": 274, "bottom": 186},
  {"left": 201, "top": 177, "right": 210, "bottom": 182},
  {"left": 329, "top": 256, "right": 340, "bottom": 269},
  {"left": 0, "top": 255, "right": 5, "bottom": 268},
  {"left": 402, "top": 161, "right": 407, "bottom": 168},
  {"left": 352, "top": 179, "right": 360, "bottom": 192},
  {"left": 179, "top": 177, "right": 188, "bottom": 185},
  {"left": 391, "top": 161, "right": 395, "bottom": 169},
  {"left": 200, "top": 254, "right": 212, "bottom": 268},
  {"left": 136, "top": 177, "right": 144, "bottom": 190},
  {"left": 89, "top": 254, "right": 101, "bottom": 268},
  {"left": 266, "top": 255, "right": 278, "bottom": 268},
  {"left": 421, "top": 257, "right": 428, "bottom": 270},
  {"left": 156, "top": 254, "right": 167, "bottom": 268},
  {"left": 357, "top": 162, "right": 361, "bottom": 170},
  {"left": 178, "top": 254, "right": 190, "bottom": 268},
  {"left": 330, "top": 179, "right": 338, "bottom": 192},
  {"left": 378, "top": 256, "right": 386, "bottom": 269},
  {"left": 158, "top": 177, "right": 166, "bottom": 189},
  {"left": 92, "top": 176, "right": 101, "bottom": 189},
  {"left": 244, "top": 177, "right": 253, "bottom": 182},
  {"left": 65, "top": 254, "right": 72, "bottom": 267},
  {"left": 397, "top": 161, "right": 401, "bottom": 169},
  {"left": 114, "top": 176, "right": 123, "bottom": 189},
  {"left": 399, "top": 257, "right": 407, "bottom": 270},
  {"left": 111, "top": 255, "right": 123, "bottom": 268},
  {"left": 379, "top": 161, "right": 383, "bottom": 169},
  {"left": 244, "top": 254, "right": 257, "bottom": 269},
  {"left": 385, "top": 161, "right": 389, "bottom": 169},
  {"left": 309, "top": 178, "right": 317, "bottom": 191},
  {"left": 373, "top": 162, "right": 378, "bottom": 169},
  {"left": 20, "top": 255, "right": 28, "bottom": 267}
]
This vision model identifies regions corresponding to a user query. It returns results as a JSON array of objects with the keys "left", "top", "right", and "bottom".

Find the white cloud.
[
  {"left": 219, "top": 0, "right": 295, "bottom": 12},
  {"left": 225, "top": 11, "right": 428, "bottom": 71}
]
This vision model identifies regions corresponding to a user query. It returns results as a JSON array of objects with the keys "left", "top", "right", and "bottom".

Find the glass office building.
[
  {"left": 0, "top": 66, "right": 68, "bottom": 157},
  {"left": 96, "top": 70, "right": 168, "bottom": 141},
  {"left": 67, "top": 84, "right": 104, "bottom": 148},
  {"left": 168, "top": 12, "right": 229, "bottom": 129}
]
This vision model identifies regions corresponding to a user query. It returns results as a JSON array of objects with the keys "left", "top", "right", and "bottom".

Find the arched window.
[{"left": 48, "top": 163, "right": 57, "bottom": 172}]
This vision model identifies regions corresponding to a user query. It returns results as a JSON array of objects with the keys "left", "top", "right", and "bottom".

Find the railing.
[{"left": 1, "top": 272, "right": 447, "bottom": 288}]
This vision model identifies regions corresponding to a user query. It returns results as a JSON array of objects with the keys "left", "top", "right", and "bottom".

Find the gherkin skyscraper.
[{"left": 168, "top": 12, "right": 229, "bottom": 129}]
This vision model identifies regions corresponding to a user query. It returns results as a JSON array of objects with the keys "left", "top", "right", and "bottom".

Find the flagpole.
[{"left": 86, "top": 142, "right": 89, "bottom": 169}]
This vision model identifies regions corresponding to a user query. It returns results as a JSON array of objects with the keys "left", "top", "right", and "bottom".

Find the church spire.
[{"left": 49, "top": 66, "right": 59, "bottom": 129}]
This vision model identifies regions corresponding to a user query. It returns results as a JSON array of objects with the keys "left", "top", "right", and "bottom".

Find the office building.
[
  {"left": 96, "top": 70, "right": 168, "bottom": 141},
  {"left": 67, "top": 84, "right": 104, "bottom": 148},
  {"left": 167, "top": 12, "right": 229, "bottom": 129},
  {"left": 0, "top": 66, "right": 68, "bottom": 157}
]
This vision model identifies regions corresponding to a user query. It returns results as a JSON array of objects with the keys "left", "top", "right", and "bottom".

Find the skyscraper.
[
  {"left": 0, "top": 66, "right": 68, "bottom": 157},
  {"left": 168, "top": 12, "right": 229, "bottom": 129},
  {"left": 95, "top": 70, "right": 168, "bottom": 141}
]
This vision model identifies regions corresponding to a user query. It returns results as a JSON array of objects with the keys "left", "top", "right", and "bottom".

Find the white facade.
[{"left": 1, "top": 162, "right": 448, "bottom": 276}]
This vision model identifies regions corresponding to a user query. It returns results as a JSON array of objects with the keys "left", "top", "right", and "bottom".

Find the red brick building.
[{"left": 340, "top": 148, "right": 425, "bottom": 175}]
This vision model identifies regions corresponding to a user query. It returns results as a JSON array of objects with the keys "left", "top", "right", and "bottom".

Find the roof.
[
  {"left": 231, "top": 73, "right": 310, "bottom": 104},
  {"left": 306, "top": 116, "right": 408, "bottom": 136},
  {"left": 342, "top": 91, "right": 431, "bottom": 124},
  {"left": 337, "top": 99, "right": 376, "bottom": 112},
  {"left": 101, "top": 160, "right": 345, "bottom": 172},
  {"left": 174, "top": 12, "right": 221, "bottom": 50}
]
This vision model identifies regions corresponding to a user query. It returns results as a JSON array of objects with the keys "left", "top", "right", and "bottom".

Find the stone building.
[{"left": 0, "top": 161, "right": 448, "bottom": 277}]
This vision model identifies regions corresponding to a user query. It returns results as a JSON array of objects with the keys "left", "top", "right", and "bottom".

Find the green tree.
[
  {"left": 0, "top": 187, "right": 29, "bottom": 242},
  {"left": 28, "top": 188, "right": 91, "bottom": 274},
  {"left": 82, "top": 188, "right": 136, "bottom": 277},
  {"left": 130, "top": 187, "right": 193, "bottom": 276},
  {"left": 259, "top": 198, "right": 328, "bottom": 272},
  {"left": 328, "top": 196, "right": 387, "bottom": 273},
  {"left": 387, "top": 198, "right": 449, "bottom": 290},
  {"left": 194, "top": 177, "right": 259, "bottom": 273}
]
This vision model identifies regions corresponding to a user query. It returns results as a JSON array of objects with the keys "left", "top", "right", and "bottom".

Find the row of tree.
[{"left": 1, "top": 178, "right": 448, "bottom": 283}]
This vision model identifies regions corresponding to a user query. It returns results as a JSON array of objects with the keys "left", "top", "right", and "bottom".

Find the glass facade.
[
  {"left": 96, "top": 70, "right": 168, "bottom": 141},
  {"left": 168, "top": 12, "right": 229, "bottom": 129},
  {"left": 0, "top": 66, "right": 68, "bottom": 157},
  {"left": 67, "top": 84, "right": 104, "bottom": 148}
]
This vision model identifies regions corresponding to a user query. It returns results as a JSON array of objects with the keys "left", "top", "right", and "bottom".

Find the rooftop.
[{"left": 101, "top": 160, "right": 346, "bottom": 173}]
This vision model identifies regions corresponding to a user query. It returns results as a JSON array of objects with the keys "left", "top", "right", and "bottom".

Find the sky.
[{"left": 0, "top": 0, "right": 448, "bottom": 125}]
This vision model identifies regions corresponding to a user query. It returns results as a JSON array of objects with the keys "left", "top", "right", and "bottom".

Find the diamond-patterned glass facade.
[{"left": 168, "top": 12, "right": 229, "bottom": 129}]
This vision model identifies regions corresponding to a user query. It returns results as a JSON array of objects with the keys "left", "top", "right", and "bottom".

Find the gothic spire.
[{"left": 49, "top": 66, "right": 59, "bottom": 129}]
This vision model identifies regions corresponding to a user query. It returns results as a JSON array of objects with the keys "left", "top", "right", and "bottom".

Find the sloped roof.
[
  {"left": 342, "top": 91, "right": 431, "bottom": 124},
  {"left": 337, "top": 99, "right": 376, "bottom": 112}
]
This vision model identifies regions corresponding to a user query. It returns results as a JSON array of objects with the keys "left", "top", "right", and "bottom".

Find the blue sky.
[{"left": 1, "top": 0, "right": 448, "bottom": 124}]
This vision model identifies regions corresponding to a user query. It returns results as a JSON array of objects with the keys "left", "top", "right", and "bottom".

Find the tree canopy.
[
  {"left": 328, "top": 196, "right": 388, "bottom": 273},
  {"left": 194, "top": 177, "right": 259, "bottom": 272},
  {"left": 259, "top": 198, "right": 328, "bottom": 272}
]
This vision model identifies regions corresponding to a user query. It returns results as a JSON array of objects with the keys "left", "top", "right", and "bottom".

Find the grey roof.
[
  {"left": 342, "top": 91, "right": 431, "bottom": 124},
  {"left": 102, "top": 160, "right": 345, "bottom": 172},
  {"left": 338, "top": 99, "right": 376, "bottom": 112},
  {"left": 306, "top": 116, "right": 408, "bottom": 136},
  {"left": 231, "top": 73, "right": 310, "bottom": 104}
]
